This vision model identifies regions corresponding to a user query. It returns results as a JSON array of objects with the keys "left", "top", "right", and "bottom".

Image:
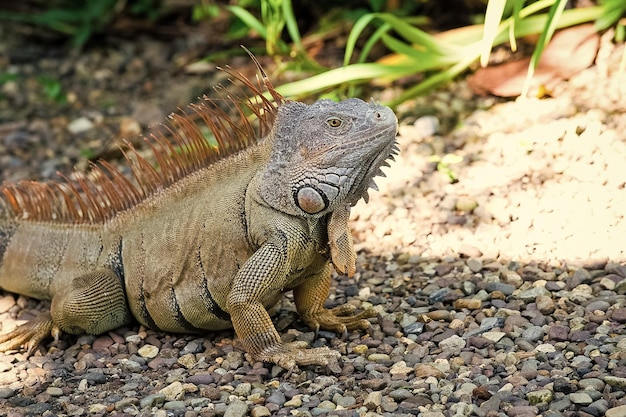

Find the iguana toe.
[
  {"left": 255, "top": 342, "right": 341, "bottom": 372},
  {"left": 301, "top": 305, "right": 376, "bottom": 336},
  {"left": 0, "top": 313, "right": 56, "bottom": 355}
]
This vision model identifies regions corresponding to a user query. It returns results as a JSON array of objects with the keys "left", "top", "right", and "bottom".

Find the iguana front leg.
[
  {"left": 294, "top": 263, "right": 375, "bottom": 338},
  {"left": 226, "top": 243, "right": 341, "bottom": 370},
  {"left": 0, "top": 269, "right": 130, "bottom": 354}
]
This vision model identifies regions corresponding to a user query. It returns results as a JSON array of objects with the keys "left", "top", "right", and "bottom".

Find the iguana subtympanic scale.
[{"left": 0, "top": 64, "right": 398, "bottom": 370}]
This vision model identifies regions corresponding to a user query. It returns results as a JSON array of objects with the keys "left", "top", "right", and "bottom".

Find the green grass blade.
[
  {"left": 357, "top": 23, "right": 392, "bottom": 64},
  {"left": 388, "top": 54, "right": 478, "bottom": 107},
  {"left": 275, "top": 63, "right": 417, "bottom": 97},
  {"left": 521, "top": 0, "right": 568, "bottom": 96},
  {"left": 226, "top": 5, "right": 267, "bottom": 39},
  {"left": 344, "top": 13, "right": 380, "bottom": 66},
  {"left": 595, "top": 0, "right": 626, "bottom": 31},
  {"left": 481, "top": 0, "right": 507, "bottom": 67},
  {"left": 282, "top": 0, "right": 303, "bottom": 49},
  {"left": 509, "top": 0, "right": 525, "bottom": 52}
]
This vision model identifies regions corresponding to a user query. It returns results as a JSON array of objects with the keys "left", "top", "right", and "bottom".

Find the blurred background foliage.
[{"left": 0, "top": 0, "right": 624, "bottom": 105}]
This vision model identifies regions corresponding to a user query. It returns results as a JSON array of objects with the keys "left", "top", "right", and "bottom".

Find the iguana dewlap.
[{"left": 0, "top": 65, "right": 398, "bottom": 370}]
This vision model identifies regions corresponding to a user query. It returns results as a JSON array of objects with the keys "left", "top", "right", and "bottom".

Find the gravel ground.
[{"left": 1, "top": 24, "right": 626, "bottom": 417}]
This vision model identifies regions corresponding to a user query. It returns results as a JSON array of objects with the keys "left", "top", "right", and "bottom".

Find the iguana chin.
[{"left": 0, "top": 62, "right": 398, "bottom": 370}]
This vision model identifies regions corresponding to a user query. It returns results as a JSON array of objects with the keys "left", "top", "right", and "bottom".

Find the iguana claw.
[
  {"left": 255, "top": 341, "right": 342, "bottom": 373},
  {"left": 301, "top": 304, "right": 376, "bottom": 338},
  {"left": 0, "top": 313, "right": 57, "bottom": 355}
]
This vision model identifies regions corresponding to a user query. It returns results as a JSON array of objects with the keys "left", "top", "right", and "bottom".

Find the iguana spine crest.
[{"left": 1, "top": 68, "right": 283, "bottom": 224}]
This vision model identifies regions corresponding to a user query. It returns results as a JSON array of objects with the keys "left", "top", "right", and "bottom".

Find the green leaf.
[
  {"left": 226, "top": 5, "right": 267, "bottom": 39},
  {"left": 521, "top": 0, "right": 568, "bottom": 97},
  {"left": 481, "top": 0, "right": 507, "bottom": 67}
]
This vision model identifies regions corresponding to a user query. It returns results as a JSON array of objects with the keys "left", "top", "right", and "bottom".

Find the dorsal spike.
[{"left": 0, "top": 58, "right": 281, "bottom": 224}]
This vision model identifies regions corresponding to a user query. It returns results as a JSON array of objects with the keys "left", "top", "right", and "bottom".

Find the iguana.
[{"left": 0, "top": 63, "right": 398, "bottom": 370}]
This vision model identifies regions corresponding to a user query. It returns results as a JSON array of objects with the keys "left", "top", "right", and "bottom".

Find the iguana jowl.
[{"left": 0, "top": 65, "right": 398, "bottom": 369}]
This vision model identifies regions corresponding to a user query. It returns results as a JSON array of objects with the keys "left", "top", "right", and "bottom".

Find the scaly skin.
[{"left": 0, "top": 72, "right": 398, "bottom": 370}]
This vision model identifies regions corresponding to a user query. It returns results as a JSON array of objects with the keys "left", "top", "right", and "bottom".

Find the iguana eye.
[{"left": 326, "top": 118, "right": 342, "bottom": 128}]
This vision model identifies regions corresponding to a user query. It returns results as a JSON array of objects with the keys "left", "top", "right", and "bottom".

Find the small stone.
[
  {"left": 352, "top": 344, "right": 368, "bottom": 355},
  {"left": 458, "top": 243, "right": 482, "bottom": 258},
  {"left": 177, "top": 353, "right": 197, "bottom": 369},
  {"left": 585, "top": 300, "right": 610, "bottom": 312},
  {"left": 224, "top": 399, "right": 248, "bottom": 417},
  {"left": 0, "top": 295, "right": 15, "bottom": 314},
  {"left": 521, "top": 326, "right": 544, "bottom": 342},
  {"left": 483, "top": 331, "right": 505, "bottom": 342},
  {"left": 116, "top": 398, "right": 139, "bottom": 410},
  {"left": 0, "top": 387, "right": 15, "bottom": 399},
  {"left": 140, "top": 393, "right": 166, "bottom": 409},
  {"left": 88, "top": 404, "right": 108, "bottom": 413},
  {"left": 364, "top": 391, "right": 382, "bottom": 410},
  {"left": 46, "top": 387, "right": 64, "bottom": 396},
  {"left": 527, "top": 389, "right": 553, "bottom": 405},
  {"left": 569, "top": 330, "right": 591, "bottom": 342},
  {"left": 68, "top": 117, "right": 94, "bottom": 134},
  {"left": 233, "top": 382, "right": 251, "bottom": 397},
  {"left": 548, "top": 325, "right": 569, "bottom": 341},
  {"left": 507, "top": 405, "right": 539, "bottom": 417},
  {"left": 611, "top": 308, "right": 626, "bottom": 323},
  {"left": 334, "top": 394, "right": 357, "bottom": 408},
  {"left": 186, "top": 373, "right": 214, "bottom": 385},
  {"left": 284, "top": 395, "right": 302, "bottom": 407},
  {"left": 587, "top": 399, "right": 609, "bottom": 416},
  {"left": 390, "top": 361, "right": 413, "bottom": 375},
  {"left": 569, "top": 392, "right": 593, "bottom": 405},
  {"left": 159, "top": 381, "right": 184, "bottom": 401},
  {"left": 518, "top": 287, "right": 551, "bottom": 302},
  {"left": 467, "top": 258, "right": 483, "bottom": 272},
  {"left": 251, "top": 405, "right": 271, "bottom": 417},
  {"left": 315, "top": 400, "right": 336, "bottom": 411},
  {"left": 604, "top": 376, "right": 626, "bottom": 389},
  {"left": 606, "top": 405, "right": 626, "bottom": 417},
  {"left": 453, "top": 298, "right": 482, "bottom": 309},
  {"left": 137, "top": 344, "right": 159, "bottom": 359},
  {"left": 485, "top": 282, "right": 516, "bottom": 295},
  {"left": 467, "top": 336, "right": 492, "bottom": 348},
  {"left": 361, "top": 378, "right": 387, "bottom": 390},
  {"left": 389, "top": 388, "right": 413, "bottom": 401},
  {"left": 579, "top": 378, "right": 605, "bottom": 391},
  {"left": 266, "top": 391, "right": 286, "bottom": 406},
  {"left": 536, "top": 295, "right": 556, "bottom": 314},
  {"left": 535, "top": 343, "right": 556, "bottom": 353},
  {"left": 163, "top": 401, "right": 186, "bottom": 410},
  {"left": 368, "top": 353, "right": 391, "bottom": 362},
  {"left": 414, "top": 363, "right": 445, "bottom": 378},
  {"left": 439, "top": 335, "right": 465, "bottom": 353}
]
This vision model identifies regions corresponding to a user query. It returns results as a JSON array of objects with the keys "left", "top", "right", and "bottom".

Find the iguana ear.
[{"left": 327, "top": 205, "right": 356, "bottom": 277}]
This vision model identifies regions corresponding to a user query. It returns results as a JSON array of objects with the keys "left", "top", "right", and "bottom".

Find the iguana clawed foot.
[
  {"left": 301, "top": 304, "right": 376, "bottom": 339},
  {"left": 255, "top": 341, "right": 341, "bottom": 372},
  {"left": 0, "top": 313, "right": 58, "bottom": 355}
]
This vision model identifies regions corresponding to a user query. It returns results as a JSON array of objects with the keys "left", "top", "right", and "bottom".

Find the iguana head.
[{"left": 260, "top": 98, "right": 398, "bottom": 217}]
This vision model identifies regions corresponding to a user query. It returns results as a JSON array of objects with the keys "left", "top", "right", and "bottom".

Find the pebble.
[
  {"left": 606, "top": 405, "right": 626, "bottom": 417},
  {"left": 46, "top": 387, "right": 64, "bottom": 397},
  {"left": 439, "top": 335, "right": 466, "bottom": 352},
  {"left": 67, "top": 117, "right": 94, "bottom": 134},
  {"left": 224, "top": 400, "right": 248, "bottom": 417},
  {"left": 0, "top": 387, "right": 15, "bottom": 399},
  {"left": 570, "top": 392, "right": 593, "bottom": 405},
  {"left": 137, "top": 344, "right": 159, "bottom": 358}
]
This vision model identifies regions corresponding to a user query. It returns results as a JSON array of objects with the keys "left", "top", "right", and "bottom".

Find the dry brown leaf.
[{"left": 468, "top": 24, "right": 600, "bottom": 97}]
